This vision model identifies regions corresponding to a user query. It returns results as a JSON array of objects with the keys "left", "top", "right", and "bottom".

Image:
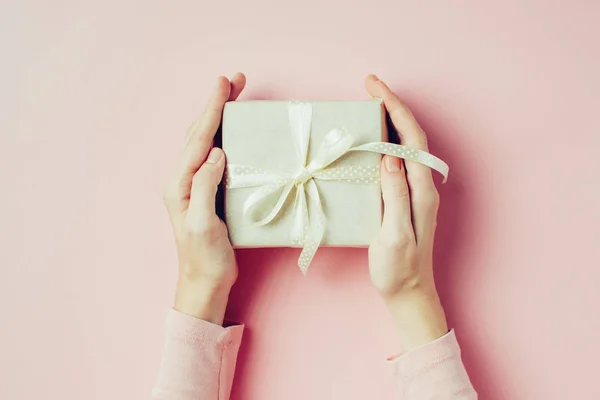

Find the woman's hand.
[
  {"left": 366, "top": 74, "right": 449, "bottom": 351},
  {"left": 162, "top": 73, "right": 246, "bottom": 325}
]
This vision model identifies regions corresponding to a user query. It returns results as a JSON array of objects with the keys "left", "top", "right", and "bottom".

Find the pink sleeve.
[
  {"left": 151, "top": 309, "right": 244, "bottom": 400},
  {"left": 390, "top": 330, "right": 477, "bottom": 399}
]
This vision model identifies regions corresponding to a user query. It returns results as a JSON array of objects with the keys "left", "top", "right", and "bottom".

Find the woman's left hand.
[{"left": 162, "top": 73, "right": 246, "bottom": 325}]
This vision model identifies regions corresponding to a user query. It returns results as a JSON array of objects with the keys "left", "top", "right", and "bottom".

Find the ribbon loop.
[
  {"left": 242, "top": 180, "right": 295, "bottom": 226},
  {"left": 306, "top": 128, "right": 355, "bottom": 172}
]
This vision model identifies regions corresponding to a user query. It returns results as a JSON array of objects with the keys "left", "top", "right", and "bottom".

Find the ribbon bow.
[{"left": 226, "top": 102, "right": 449, "bottom": 274}]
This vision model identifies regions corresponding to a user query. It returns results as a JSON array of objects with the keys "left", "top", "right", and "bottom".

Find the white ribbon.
[{"left": 226, "top": 102, "right": 449, "bottom": 274}]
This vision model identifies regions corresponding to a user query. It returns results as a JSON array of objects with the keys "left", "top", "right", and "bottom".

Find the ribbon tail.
[
  {"left": 291, "top": 183, "right": 309, "bottom": 247},
  {"left": 349, "top": 143, "right": 449, "bottom": 183},
  {"left": 296, "top": 180, "right": 326, "bottom": 275},
  {"left": 312, "top": 165, "right": 379, "bottom": 183}
]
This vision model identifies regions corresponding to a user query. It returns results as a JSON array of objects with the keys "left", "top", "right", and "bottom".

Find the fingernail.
[
  {"left": 206, "top": 148, "right": 222, "bottom": 164},
  {"left": 385, "top": 155, "right": 401, "bottom": 172}
]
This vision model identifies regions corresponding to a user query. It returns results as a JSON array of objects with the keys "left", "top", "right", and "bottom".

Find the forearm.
[
  {"left": 174, "top": 277, "right": 232, "bottom": 325},
  {"left": 386, "top": 288, "right": 477, "bottom": 399},
  {"left": 385, "top": 287, "right": 448, "bottom": 352}
]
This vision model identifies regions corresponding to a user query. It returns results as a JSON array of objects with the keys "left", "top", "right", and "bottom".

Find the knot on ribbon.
[
  {"left": 293, "top": 168, "right": 314, "bottom": 186},
  {"left": 225, "top": 101, "right": 450, "bottom": 274}
]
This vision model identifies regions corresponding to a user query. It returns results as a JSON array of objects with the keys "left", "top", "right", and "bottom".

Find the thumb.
[
  {"left": 380, "top": 155, "right": 413, "bottom": 233},
  {"left": 186, "top": 147, "right": 226, "bottom": 224}
]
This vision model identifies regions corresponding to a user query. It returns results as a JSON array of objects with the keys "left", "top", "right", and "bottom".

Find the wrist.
[
  {"left": 173, "top": 277, "right": 232, "bottom": 325},
  {"left": 385, "top": 287, "right": 448, "bottom": 352}
]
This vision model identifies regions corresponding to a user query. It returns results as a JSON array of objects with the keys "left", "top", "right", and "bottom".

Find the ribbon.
[{"left": 226, "top": 101, "right": 449, "bottom": 274}]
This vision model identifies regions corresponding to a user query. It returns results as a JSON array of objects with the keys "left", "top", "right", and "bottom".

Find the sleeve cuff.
[
  {"left": 388, "top": 329, "right": 462, "bottom": 377},
  {"left": 166, "top": 308, "right": 244, "bottom": 347}
]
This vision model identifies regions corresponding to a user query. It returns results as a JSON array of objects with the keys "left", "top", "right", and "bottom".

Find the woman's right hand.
[{"left": 365, "top": 74, "right": 449, "bottom": 351}]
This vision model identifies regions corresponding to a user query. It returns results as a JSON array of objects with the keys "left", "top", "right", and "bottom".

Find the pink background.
[{"left": 1, "top": 1, "right": 599, "bottom": 399}]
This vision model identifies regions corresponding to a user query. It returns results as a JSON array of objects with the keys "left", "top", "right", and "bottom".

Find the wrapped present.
[{"left": 222, "top": 100, "right": 448, "bottom": 273}]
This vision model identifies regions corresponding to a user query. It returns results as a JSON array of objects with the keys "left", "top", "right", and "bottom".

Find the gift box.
[{"left": 222, "top": 100, "right": 448, "bottom": 273}]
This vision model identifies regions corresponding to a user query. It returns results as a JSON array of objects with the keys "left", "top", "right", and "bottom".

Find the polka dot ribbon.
[{"left": 226, "top": 102, "right": 449, "bottom": 274}]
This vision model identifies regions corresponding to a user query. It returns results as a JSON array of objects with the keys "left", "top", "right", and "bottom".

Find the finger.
[
  {"left": 183, "top": 73, "right": 246, "bottom": 149},
  {"left": 366, "top": 74, "right": 439, "bottom": 242},
  {"left": 365, "top": 74, "right": 434, "bottom": 188},
  {"left": 170, "top": 77, "right": 230, "bottom": 210},
  {"left": 186, "top": 147, "right": 226, "bottom": 224},
  {"left": 380, "top": 155, "right": 414, "bottom": 242},
  {"left": 411, "top": 188, "right": 440, "bottom": 248},
  {"left": 178, "top": 76, "right": 231, "bottom": 176},
  {"left": 229, "top": 72, "right": 246, "bottom": 101}
]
